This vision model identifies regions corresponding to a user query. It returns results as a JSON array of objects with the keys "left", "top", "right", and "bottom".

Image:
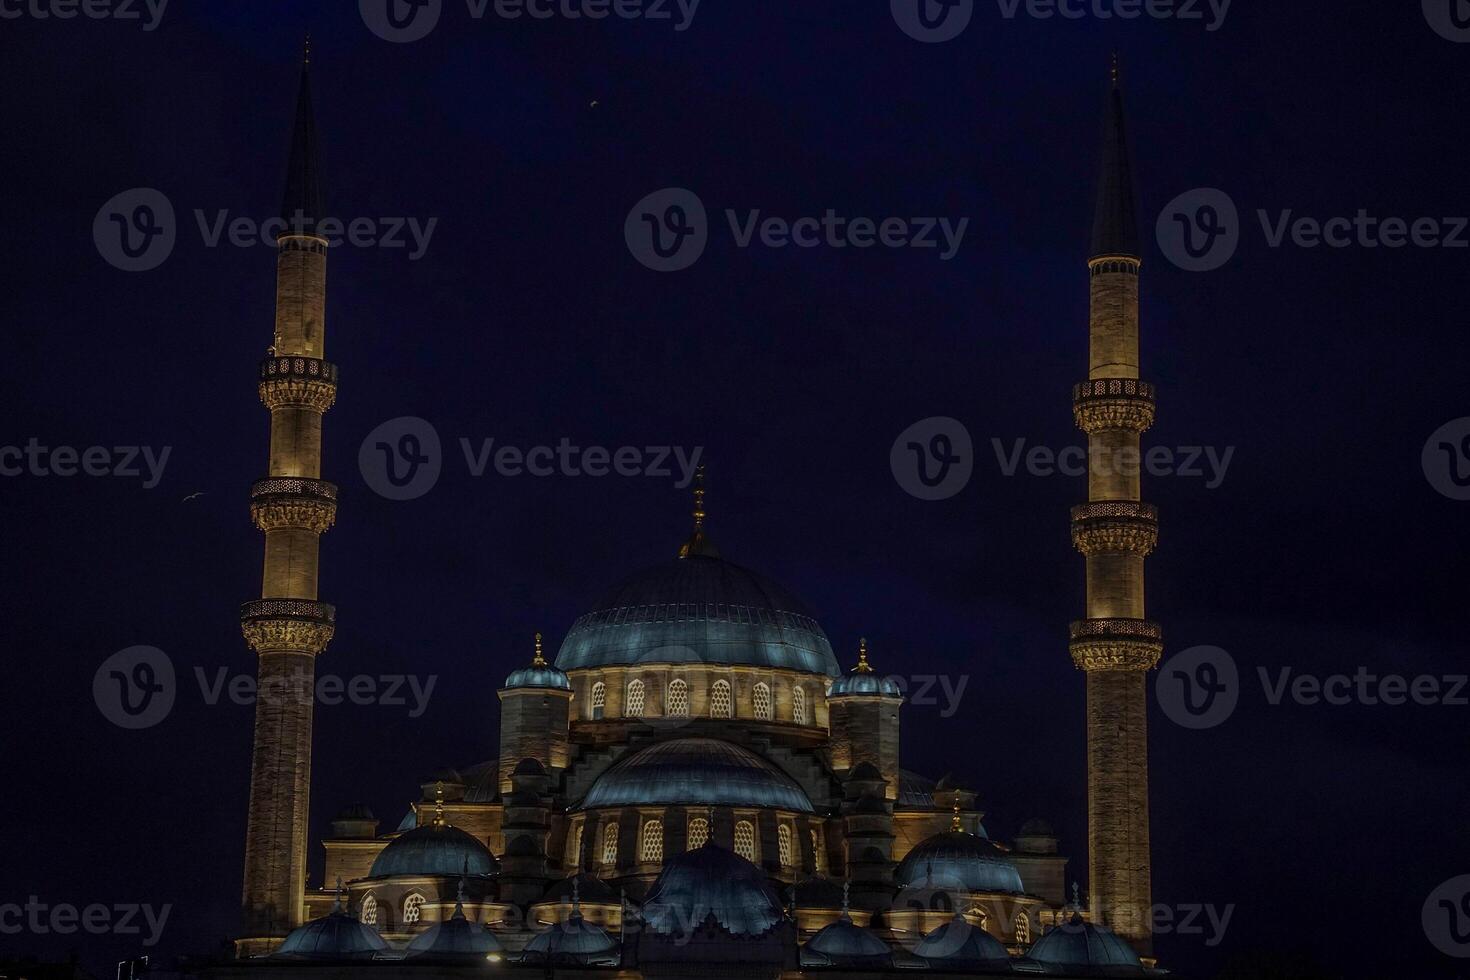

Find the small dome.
[
  {"left": 828, "top": 671, "right": 902, "bottom": 698},
  {"left": 579, "top": 738, "right": 814, "bottom": 813},
  {"left": 273, "top": 911, "right": 386, "bottom": 960},
  {"left": 405, "top": 908, "right": 502, "bottom": 959},
  {"left": 914, "top": 914, "right": 1011, "bottom": 966},
  {"left": 369, "top": 822, "right": 498, "bottom": 878},
  {"left": 520, "top": 912, "right": 619, "bottom": 965},
  {"left": 513, "top": 757, "right": 548, "bottom": 777},
  {"left": 504, "top": 663, "right": 572, "bottom": 691},
  {"left": 802, "top": 915, "right": 892, "bottom": 968},
  {"left": 555, "top": 555, "right": 839, "bottom": 675},
  {"left": 849, "top": 762, "right": 882, "bottom": 781},
  {"left": 1025, "top": 915, "right": 1144, "bottom": 975},
  {"left": 641, "top": 842, "right": 785, "bottom": 938},
  {"left": 894, "top": 831, "right": 1025, "bottom": 895}
]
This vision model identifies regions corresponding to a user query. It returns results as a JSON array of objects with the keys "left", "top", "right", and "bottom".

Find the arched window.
[
  {"left": 710, "top": 680, "right": 732, "bottom": 718},
  {"left": 590, "top": 681, "right": 606, "bottom": 720},
  {"left": 792, "top": 686, "right": 807, "bottom": 725},
  {"left": 667, "top": 679, "right": 689, "bottom": 717},
  {"left": 734, "top": 820, "right": 756, "bottom": 862},
  {"left": 753, "top": 683, "right": 772, "bottom": 720},
  {"left": 641, "top": 819, "right": 663, "bottom": 862},
  {"left": 777, "top": 825, "right": 793, "bottom": 866},
  {"left": 569, "top": 823, "right": 584, "bottom": 867},
  {"left": 810, "top": 829, "right": 823, "bottom": 872},
  {"left": 359, "top": 894, "right": 378, "bottom": 925},
  {"left": 1015, "top": 912, "right": 1032, "bottom": 944},
  {"left": 687, "top": 816, "right": 710, "bottom": 849},
  {"left": 626, "top": 679, "right": 645, "bottom": 718},
  {"left": 602, "top": 822, "right": 619, "bottom": 865},
  {"left": 403, "top": 893, "right": 425, "bottom": 924}
]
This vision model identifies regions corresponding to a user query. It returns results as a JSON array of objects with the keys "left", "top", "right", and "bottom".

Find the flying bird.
[{"left": 182, "top": 491, "right": 205, "bottom": 502}]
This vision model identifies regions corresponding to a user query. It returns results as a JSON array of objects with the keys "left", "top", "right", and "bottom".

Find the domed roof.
[
  {"left": 504, "top": 632, "right": 571, "bottom": 690},
  {"left": 520, "top": 912, "right": 619, "bottom": 964},
  {"left": 405, "top": 902, "right": 502, "bottom": 960},
  {"left": 1025, "top": 915, "right": 1144, "bottom": 975},
  {"left": 579, "top": 738, "right": 813, "bottom": 813},
  {"left": 554, "top": 555, "right": 839, "bottom": 676},
  {"left": 802, "top": 915, "right": 892, "bottom": 967},
  {"left": 642, "top": 842, "right": 786, "bottom": 937},
  {"left": 273, "top": 911, "right": 386, "bottom": 960},
  {"left": 369, "top": 821, "right": 498, "bottom": 878},
  {"left": 914, "top": 914, "right": 1011, "bottom": 966},
  {"left": 827, "top": 639, "right": 901, "bottom": 697},
  {"left": 894, "top": 831, "right": 1026, "bottom": 895}
]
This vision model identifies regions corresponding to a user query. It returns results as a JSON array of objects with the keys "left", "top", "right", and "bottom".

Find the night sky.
[{"left": 5, "top": 2, "right": 1470, "bottom": 978}]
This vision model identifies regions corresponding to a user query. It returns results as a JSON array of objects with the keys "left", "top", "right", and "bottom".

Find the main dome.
[
  {"left": 578, "top": 737, "right": 814, "bottom": 813},
  {"left": 554, "top": 554, "right": 839, "bottom": 676}
]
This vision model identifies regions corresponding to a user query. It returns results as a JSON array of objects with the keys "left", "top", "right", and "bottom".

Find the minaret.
[
  {"left": 1068, "top": 57, "right": 1161, "bottom": 956},
  {"left": 237, "top": 40, "right": 339, "bottom": 956}
]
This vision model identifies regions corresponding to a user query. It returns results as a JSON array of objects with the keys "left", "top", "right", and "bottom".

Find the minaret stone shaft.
[
  {"left": 1069, "top": 62, "right": 1161, "bottom": 957},
  {"left": 237, "top": 48, "right": 338, "bottom": 957}
]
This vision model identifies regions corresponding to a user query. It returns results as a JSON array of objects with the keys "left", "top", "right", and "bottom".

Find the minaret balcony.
[
  {"left": 251, "top": 477, "right": 338, "bottom": 533},
  {"left": 1072, "top": 378, "right": 1155, "bottom": 434},
  {"left": 240, "top": 598, "right": 336, "bottom": 656},
  {"left": 1070, "top": 502, "right": 1158, "bottom": 556},
  {"left": 259, "top": 356, "right": 338, "bottom": 412},
  {"left": 1069, "top": 618, "right": 1162, "bottom": 672}
]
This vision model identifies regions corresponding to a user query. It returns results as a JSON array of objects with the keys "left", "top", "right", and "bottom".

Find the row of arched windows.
[
  {"left": 358, "top": 892, "right": 423, "bottom": 926},
  {"left": 588, "top": 817, "right": 806, "bottom": 866},
  {"left": 588, "top": 679, "right": 807, "bottom": 723}
]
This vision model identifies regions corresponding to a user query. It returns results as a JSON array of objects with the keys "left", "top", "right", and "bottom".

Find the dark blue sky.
[{"left": 5, "top": 2, "right": 1470, "bottom": 978}]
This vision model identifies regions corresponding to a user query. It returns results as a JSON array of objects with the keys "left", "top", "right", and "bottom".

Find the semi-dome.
[
  {"left": 914, "top": 914, "right": 1012, "bottom": 967},
  {"left": 554, "top": 554, "right": 839, "bottom": 675},
  {"left": 368, "top": 821, "right": 498, "bottom": 878},
  {"left": 405, "top": 896, "right": 502, "bottom": 960},
  {"left": 520, "top": 912, "right": 619, "bottom": 965},
  {"left": 641, "top": 841, "right": 786, "bottom": 937},
  {"left": 273, "top": 910, "right": 386, "bottom": 960},
  {"left": 1024, "top": 914, "right": 1144, "bottom": 975},
  {"left": 801, "top": 914, "right": 893, "bottom": 967},
  {"left": 578, "top": 737, "right": 814, "bottom": 813},
  {"left": 894, "top": 830, "right": 1026, "bottom": 895}
]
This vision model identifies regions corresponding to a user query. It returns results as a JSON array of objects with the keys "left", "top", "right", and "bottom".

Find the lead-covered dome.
[
  {"left": 894, "top": 830, "right": 1026, "bottom": 894},
  {"left": 1024, "top": 914, "right": 1144, "bottom": 975},
  {"left": 368, "top": 821, "right": 498, "bottom": 878},
  {"left": 642, "top": 841, "right": 786, "bottom": 937},
  {"left": 273, "top": 910, "right": 386, "bottom": 960},
  {"left": 555, "top": 555, "right": 839, "bottom": 675},
  {"left": 914, "top": 914, "right": 1012, "bottom": 967},
  {"left": 578, "top": 737, "right": 814, "bottom": 813}
]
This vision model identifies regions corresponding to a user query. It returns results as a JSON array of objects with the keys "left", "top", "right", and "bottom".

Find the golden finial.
[
  {"left": 1110, "top": 50, "right": 1119, "bottom": 88},
  {"left": 433, "top": 781, "right": 446, "bottom": 827},
  {"left": 692, "top": 463, "right": 706, "bottom": 530},
  {"left": 532, "top": 631, "right": 546, "bottom": 667},
  {"left": 854, "top": 638, "right": 872, "bottom": 674},
  {"left": 303, "top": 33, "right": 312, "bottom": 67},
  {"left": 678, "top": 463, "right": 718, "bottom": 558},
  {"left": 951, "top": 794, "right": 963, "bottom": 833}
]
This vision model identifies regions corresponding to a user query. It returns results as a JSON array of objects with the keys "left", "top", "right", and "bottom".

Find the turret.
[
  {"left": 826, "top": 639, "right": 903, "bottom": 800},
  {"left": 496, "top": 632, "right": 572, "bottom": 794}
]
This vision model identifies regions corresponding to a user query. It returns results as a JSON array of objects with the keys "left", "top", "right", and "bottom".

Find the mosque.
[{"left": 221, "top": 48, "right": 1169, "bottom": 979}]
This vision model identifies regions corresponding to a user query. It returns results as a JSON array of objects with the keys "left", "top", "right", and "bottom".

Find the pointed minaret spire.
[
  {"left": 1090, "top": 55, "right": 1139, "bottom": 259},
  {"left": 853, "top": 637, "right": 872, "bottom": 674},
  {"left": 281, "top": 38, "right": 324, "bottom": 237},
  {"left": 951, "top": 793, "right": 963, "bottom": 833},
  {"left": 531, "top": 631, "right": 546, "bottom": 667},
  {"left": 677, "top": 464, "right": 719, "bottom": 558}
]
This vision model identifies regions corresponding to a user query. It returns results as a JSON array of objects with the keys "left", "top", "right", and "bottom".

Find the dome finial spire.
[
  {"left": 854, "top": 637, "right": 872, "bottom": 674},
  {"left": 951, "top": 793, "right": 963, "bottom": 833},
  {"left": 303, "top": 32, "right": 311, "bottom": 67},
  {"left": 677, "top": 464, "right": 720, "bottom": 558},
  {"left": 433, "top": 782, "right": 447, "bottom": 827},
  {"left": 572, "top": 874, "right": 582, "bottom": 915},
  {"left": 1110, "top": 49, "right": 1119, "bottom": 88},
  {"left": 532, "top": 631, "right": 546, "bottom": 667},
  {"left": 330, "top": 875, "right": 344, "bottom": 913}
]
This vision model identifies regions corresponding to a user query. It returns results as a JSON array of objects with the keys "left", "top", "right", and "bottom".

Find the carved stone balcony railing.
[
  {"left": 250, "top": 477, "right": 338, "bottom": 534},
  {"left": 1069, "top": 618, "right": 1163, "bottom": 672},
  {"left": 258, "top": 356, "right": 338, "bottom": 412},
  {"left": 240, "top": 598, "right": 336, "bottom": 656},
  {"left": 1070, "top": 501, "right": 1159, "bottom": 557},
  {"left": 1072, "top": 378, "right": 1155, "bottom": 434}
]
